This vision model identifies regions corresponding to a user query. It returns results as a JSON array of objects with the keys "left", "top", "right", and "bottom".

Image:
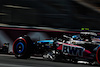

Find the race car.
[
  {"left": 0, "top": 43, "right": 9, "bottom": 54},
  {"left": 13, "top": 32, "right": 100, "bottom": 65}
]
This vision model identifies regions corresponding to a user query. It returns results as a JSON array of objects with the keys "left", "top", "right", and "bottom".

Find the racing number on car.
[{"left": 62, "top": 45, "right": 85, "bottom": 57}]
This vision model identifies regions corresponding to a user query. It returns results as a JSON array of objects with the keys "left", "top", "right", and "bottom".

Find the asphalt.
[{"left": 0, "top": 54, "right": 99, "bottom": 67}]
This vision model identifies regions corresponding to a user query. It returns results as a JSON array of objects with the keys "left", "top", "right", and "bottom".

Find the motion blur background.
[{"left": 0, "top": 0, "right": 100, "bottom": 30}]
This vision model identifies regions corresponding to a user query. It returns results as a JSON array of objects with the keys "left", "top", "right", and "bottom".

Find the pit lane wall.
[{"left": 0, "top": 26, "right": 80, "bottom": 53}]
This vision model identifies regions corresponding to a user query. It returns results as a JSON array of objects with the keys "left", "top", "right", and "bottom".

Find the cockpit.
[{"left": 80, "top": 32, "right": 97, "bottom": 42}]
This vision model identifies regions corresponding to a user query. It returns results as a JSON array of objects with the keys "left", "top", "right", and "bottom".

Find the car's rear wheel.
[{"left": 13, "top": 35, "right": 33, "bottom": 59}]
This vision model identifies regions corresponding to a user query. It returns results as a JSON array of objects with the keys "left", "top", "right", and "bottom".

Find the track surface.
[{"left": 0, "top": 54, "right": 99, "bottom": 67}]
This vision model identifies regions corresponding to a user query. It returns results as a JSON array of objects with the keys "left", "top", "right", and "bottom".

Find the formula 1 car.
[
  {"left": 13, "top": 32, "right": 100, "bottom": 65},
  {"left": 0, "top": 43, "right": 9, "bottom": 54}
]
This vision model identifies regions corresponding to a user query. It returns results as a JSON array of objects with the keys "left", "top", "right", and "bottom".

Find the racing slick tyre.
[
  {"left": 43, "top": 50, "right": 61, "bottom": 61},
  {"left": 13, "top": 35, "right": 33, "bottom": 59},
  {"left": 96, "top": 47, "right": 100, "bottom": 65}
]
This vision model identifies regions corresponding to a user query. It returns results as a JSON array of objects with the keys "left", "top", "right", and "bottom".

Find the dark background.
[{"left": 0, "top": 0, "right": 100, "bottom": 30}]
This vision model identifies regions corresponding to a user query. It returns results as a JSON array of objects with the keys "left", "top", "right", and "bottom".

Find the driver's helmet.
[{"left": 72, "top": 35, "right": 79, "bottom": 40}]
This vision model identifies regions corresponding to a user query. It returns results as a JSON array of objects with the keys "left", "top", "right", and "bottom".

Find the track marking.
[
  {"left": 0, "top": 63, "right": 34, "bottom": 67},
  {"left": 0, "top": 54, "right": 14, "bottom": 57}
]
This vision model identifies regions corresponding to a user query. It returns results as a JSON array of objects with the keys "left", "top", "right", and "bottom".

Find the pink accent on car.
[
  {"left": 84, "top": 49, "right": 91, "bottom": 54},
  {"left": 57, "top": 45, "right": 62, "bottom": 50}
]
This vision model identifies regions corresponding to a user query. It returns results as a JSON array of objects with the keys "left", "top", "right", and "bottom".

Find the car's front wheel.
[{"left": 96, "top": 47, "right": 100, "bottom": 65}]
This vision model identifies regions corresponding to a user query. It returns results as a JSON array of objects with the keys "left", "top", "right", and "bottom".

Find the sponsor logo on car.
[{"left": 62, "top": 44, "right": 85, "bottom": 57}]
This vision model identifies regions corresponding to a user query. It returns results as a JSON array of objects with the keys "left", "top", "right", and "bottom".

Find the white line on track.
[
  {"left": 0, "top": 54, "right": 14, "bottom": 57},
  {"left": 0, "top": 63, "right": 34, "bottom": 67}
]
